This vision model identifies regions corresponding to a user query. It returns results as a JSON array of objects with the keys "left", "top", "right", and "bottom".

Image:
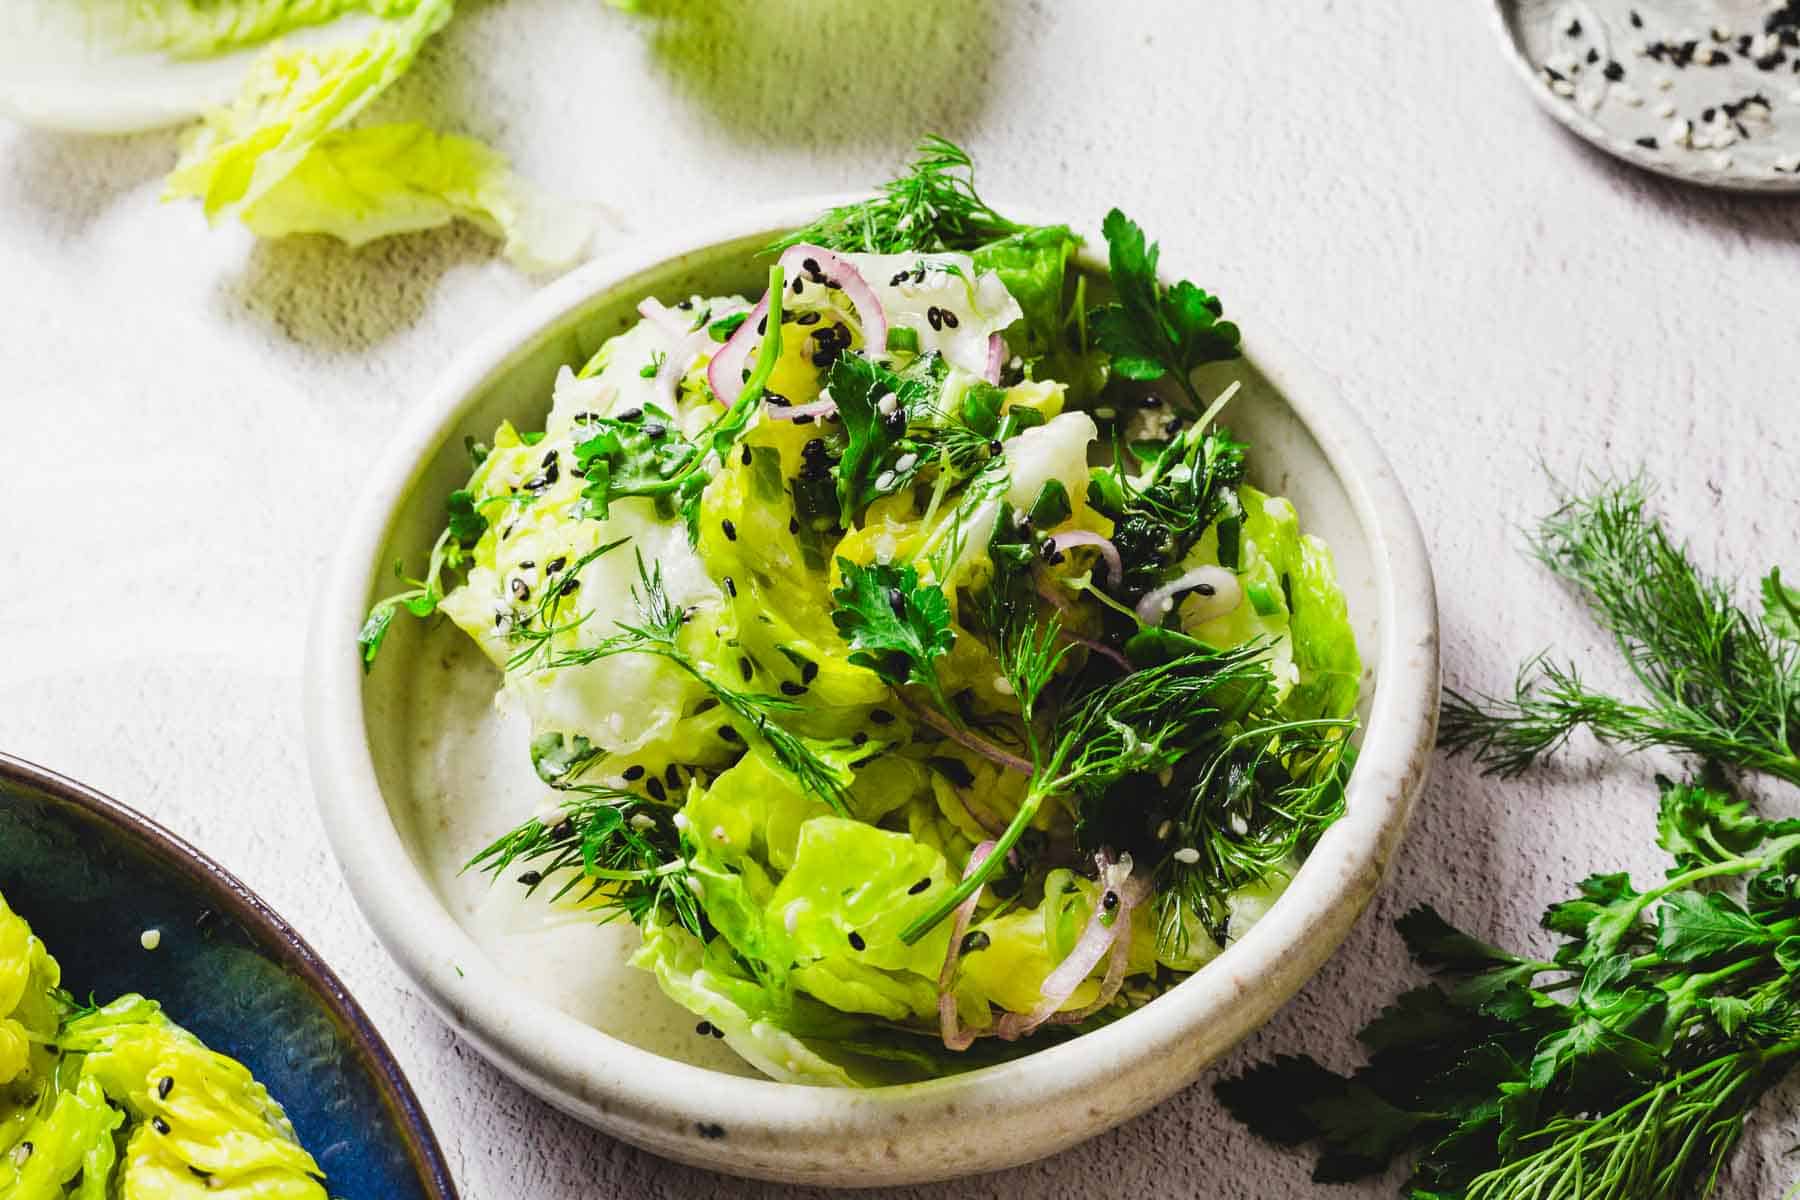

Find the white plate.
[
  {"left": 303, "top": 199, "right": 1440, "bottom": 1185},
  {"left": 1492, "top": 0, "right": 1800, "bottom": 190}
]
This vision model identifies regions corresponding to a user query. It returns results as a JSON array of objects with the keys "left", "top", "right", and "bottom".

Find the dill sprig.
[
  {"left": 516, "top": 552, "right": 853, "bottom": 814},
  {"left": 465, "top": 784, "right": 704, "bottom": 937},
  {"left": 1441, "top": 480, "right": 1800, "bottom": 786},
  {"left": 769, "top": 135, "right": 1031, "bottom": 255}
]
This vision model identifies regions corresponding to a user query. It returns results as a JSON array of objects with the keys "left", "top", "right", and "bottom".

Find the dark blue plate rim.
[{"left": 0, "top": 751, "right": 460, "bottom": 1200}]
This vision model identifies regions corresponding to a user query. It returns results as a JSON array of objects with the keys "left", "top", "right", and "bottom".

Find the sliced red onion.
[
  {"left": 1044, "top": 872, "right": 1150, "bottom": 1026},
  {"left": 778, "top": 243, "right": 888, "bottom": 356},
  {"left": 984, "top": 333, "right": 1005, "bottom": 384},
  {"left": 705, "top": 292, "right": 771, "bottom": 409},
  {"left": 1133, "top": 565, "right": 1242, "bottom": 627},
  {"left": 650, "top": 327, "right": 712, "bottom": 408},
  {"left": 766, "top": 396, "right": 838, "bottom": 422},
  {"left": 636, "top": 297, "right": 692, "bottom": 342},
  {"left": 938, "top": 840, "right": 998, "bottom": 1052},
  {"left": 1047, "top": 530, "right": 1122, "bottom": 588},
  {"left": 996, "top": 853, "right": 1137, "bottom": 1041}
]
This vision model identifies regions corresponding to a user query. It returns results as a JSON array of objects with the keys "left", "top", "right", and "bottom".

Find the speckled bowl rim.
[
  {"left": 1486, "top": 0, "right": 1800, "bottom": 193},
  {"left": 304, "top": 197, "right": 1440, "bottom": 1184},
  {"left": 0, "top": 752, "right": 460, "bottom": 1200}
]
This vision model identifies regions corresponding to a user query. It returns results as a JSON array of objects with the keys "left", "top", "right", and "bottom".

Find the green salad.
[
  {"left": 365, "top": 139, "right": 1363, "bottom": 1085},
  {"left": 0, "top": 892, "right": 328, "bottom": 1198}
]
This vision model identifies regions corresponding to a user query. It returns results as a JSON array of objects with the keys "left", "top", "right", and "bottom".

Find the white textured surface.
[{"left": 2, "top": 1, "right": 1797, "bottom": 1196}]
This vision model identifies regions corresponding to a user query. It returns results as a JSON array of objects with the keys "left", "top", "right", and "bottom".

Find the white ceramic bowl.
[{"left": 304, "top": 198, "right": 1440, "bottom": 1186}]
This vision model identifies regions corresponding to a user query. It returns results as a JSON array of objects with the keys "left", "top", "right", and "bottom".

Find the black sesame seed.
[
  {"left": 940, "top": 309, "right": 959, "bottom": 329},
  {"left": 721, "top": 519, "right": 737, "bottom": 541},
  {"left": 518, "top": 870, "right": 543, "bottom": 887},
  {"left": 546, "top": 556, "right": 567, "bottom": 574},
  {"left": 907, "top": 877, "right": 931, "bottom": 895},
  {"left": 959, "top": 930, "right": 990, "bottom": 954},
  {"left": 723, "top": 575, "right": 737, "bottom": 598},
  {"left": 665, "top": 764, "right": 682, "bottom": 789},
  {"left": 801, "top": 660, "right": 819, "bottom": 683},
  {"left": 646, "top": 777, "right": 667, "bottom": 803},
  {"left": 1102, "top": 891, "right": 1119, "bottom": 911},
  {"left": 739, "top": 657, "right": 754, "bottom": 682},
  {"left": 757, "top": 316, "right": 767, "bottom": 335},
  {"left": 616, "top": 407, "right": 642, "bottom": 422},
  {"left": 848, "top": 931, "right": 866, "bottom": 951},
  {"left": 152, "top": 1117, "right": 171, "bottom": 1136},
  {"left": 791, "top": 277, "right": 803, "bottom": 295},
  {"left": 887, "top": 588, "right": 908, "bottom": 618},
  {"left": 510, "top": 578, "right": 531, "bottom": 602},
  {"left": 719, "top": 726, "right": 743, "bottom": 743},
  {"left": 1636, "top": 135, "right": 1659, "bottom": 149},
  {"left": 157, "top": 1076, "right": 174, "bottom": 1100},
  {"left": 711, "top": 1025, "right": 725, "bottom": 1038},
  {"left": 1566, "top": 17, "right": 1581, "bottom": 36},
  {"left": 697, "top": 1122, "right": 727, "bottom": 1139},
  {"left": 1603, "top": 59, "right": 1624, "bottom": 80},
  {"left": 1586, "top": 47, "right": 1600, "bottom": 64},
  {"left": 870, "top": 708, "right": 895, "bottom": 725},
  {"left": 794, "top": 413, "right": 816, "bottom": 425},
  {"left": 802, "top": 256, "right": 821, "bottom": 276},
  {"left": 696, "top": 1020, "right": 713, "bottom": 1036},
  {"left": 1630, "top": 9, "right": 1642, "bottom": 28},
  {"left": 796, "top": 311, "right": 821, "bottom": 326},
  {"left": 926, "top": 306, "right": 944, "bottom": 331},
  {"left": 780, "top": 681, "right": 806, "bottom": 696},
  {"left": 889, "top": 271, "right": 909, "bottom": 286},
  {"left": 552, "top": 818, "right": 575, "bottom": 841},
  {"left": 623, "top": 764, "right": 646, "bottom": 781},
  {"left": 852, "top": 731, "right": 869, "bottom": 746}
]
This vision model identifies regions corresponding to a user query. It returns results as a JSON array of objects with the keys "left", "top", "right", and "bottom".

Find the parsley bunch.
[
  {"left": 1224, "top": 479, "right": 1800, "bottom": 1198},
  {"left": 1219, "top": 777, "right": 1800, "bottom": 1200}
]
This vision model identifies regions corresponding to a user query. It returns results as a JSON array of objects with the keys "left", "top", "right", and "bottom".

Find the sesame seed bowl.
[
  {"left": 0, "top": 753, "right": 458, "bottom": 1200},
  {"left": 1492, "top": 0, "right": 1800, "bottom": 190},
  {"left": 303, "top": 198, "right": 1440, "bottom": 1185}
]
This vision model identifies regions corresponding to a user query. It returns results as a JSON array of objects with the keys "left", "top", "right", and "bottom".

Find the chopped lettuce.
[
  {"left": 0, "top": 895, "right": 328, "bottom": 1197},
  {"left": 1, "top": 0, "right": 590, "bottom": 269},
  {"left": 388, "top": 217, "right": 1363, "bottom": 1087}
]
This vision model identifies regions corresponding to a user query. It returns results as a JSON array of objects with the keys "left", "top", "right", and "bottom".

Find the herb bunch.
[
  {"left": 1223, "top": 478, "right": 1800, "bottom": 1199},
  {"left": 1441, "top": 479, "right": 1800, "bottom": 785},
  {"left": 1218, "top": 776, "right": 1800, "bottom": 1200}
]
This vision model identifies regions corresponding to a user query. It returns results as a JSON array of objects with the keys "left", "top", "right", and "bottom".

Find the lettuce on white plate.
[{"left": 0, "top": 0, "right": 593, "bottom": 271}]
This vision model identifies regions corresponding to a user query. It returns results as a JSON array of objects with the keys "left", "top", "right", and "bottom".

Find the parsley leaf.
[
  {"left": 828, "top": 353, "right": 939, "bottom": 517},
  {"left": 829, "top": 558, "right": 956, "bottom": 714},
  {"left": 1089, "top": 209, "right": 1240, "bottom": 410}
]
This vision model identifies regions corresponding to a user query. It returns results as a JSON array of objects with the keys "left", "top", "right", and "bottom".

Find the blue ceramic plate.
[{"left": 0, "top": 753, "right": 458, "bottom": 1200}]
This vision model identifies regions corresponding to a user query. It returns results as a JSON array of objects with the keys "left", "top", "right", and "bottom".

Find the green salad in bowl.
[{"left": 360, "top": 140, "right": 1361, "bottom": 1087}]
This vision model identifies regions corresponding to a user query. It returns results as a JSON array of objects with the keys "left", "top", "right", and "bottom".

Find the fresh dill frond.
[
  {"left": 515, "top": 552, "right": 853, "bottom": 814},
  {"left": 466, "top": 785, "right": 703, "bottom": 937},
  {"left": 1441, "top": 480, "right": 1800, "bottom": 785},
  {"left": 769, "top": 135, "right": 1031, "bottom": 255}
]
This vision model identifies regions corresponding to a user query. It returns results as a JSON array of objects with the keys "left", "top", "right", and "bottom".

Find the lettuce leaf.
[{"left": 2, "top": 0, "right": 591, "bottom": 269}]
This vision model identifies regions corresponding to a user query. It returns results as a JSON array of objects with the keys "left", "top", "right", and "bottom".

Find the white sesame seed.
[
  {"left": 1657, "top": 77, "right": 1675, "bottom": 91},
  {"left": 992, "top": 675, "right": 1015, "bottom": 696},
  {"left": 1172, "top": 847, "right": 1201, "bottom": 865},
  {"left": 1712, "top": 24, "right": 1733, "bottom": 42},
  {"left": 630, "top": 813, "right": 656, "bottom": 831},
  {"left": 711, "top": 825, "right": 728, "bottom": 842},
  {"left": 893, "top": 452, "right": 918, "bottom": 473},
  {"left": 1667, "top": 119, "right": 1692, "bottom": 147},
  {"left": 1229, "top": 814, "right": 1250, "bottom": 836},
  {"left": 1657, "top": 100, "right": 1678, "bottom": 117},
  {"left": 784, "top": 902, "right": 802, "bottom": 935},
  {"left": 1094, "top": 407, "right": 1117, "bottom": 420},
  {"left": 1155, "top": 819, "right": 1174, "bottom": 840},
  {"left": 140, "top": 929, "right": 162, "bottom": 951},
  {"left": 1008, "top": 356, "right": 1022, "bottom": 369},
  {"left": 874, "top": 470, "right": 896, "bottom": 492},
  {"left": 1550, "top": 79, "right": 1576, "bottom": 98},
  {"left": 875, "top": 391, "right": 898, "bottom": 416},
  {"left": 673, "top": 812, "right": 690, "bottom": 831}
]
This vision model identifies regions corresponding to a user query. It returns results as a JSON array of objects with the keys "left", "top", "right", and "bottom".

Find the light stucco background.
[{"left": 4, "top": 1, "right": 1798, "bottom": 1195}]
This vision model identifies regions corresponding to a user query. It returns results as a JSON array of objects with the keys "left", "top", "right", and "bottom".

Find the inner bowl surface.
[{"left": 305, "top": 199, "right": 1439, "bottom": 1185}]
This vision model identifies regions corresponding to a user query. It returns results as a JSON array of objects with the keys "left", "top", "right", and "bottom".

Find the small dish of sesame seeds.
[
  {"left": 305, "top": 168, "right": 1439, "bottom": 1183},
  {"left": 1492, "top": 0, "right": 1800, "bottom": 188}
]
